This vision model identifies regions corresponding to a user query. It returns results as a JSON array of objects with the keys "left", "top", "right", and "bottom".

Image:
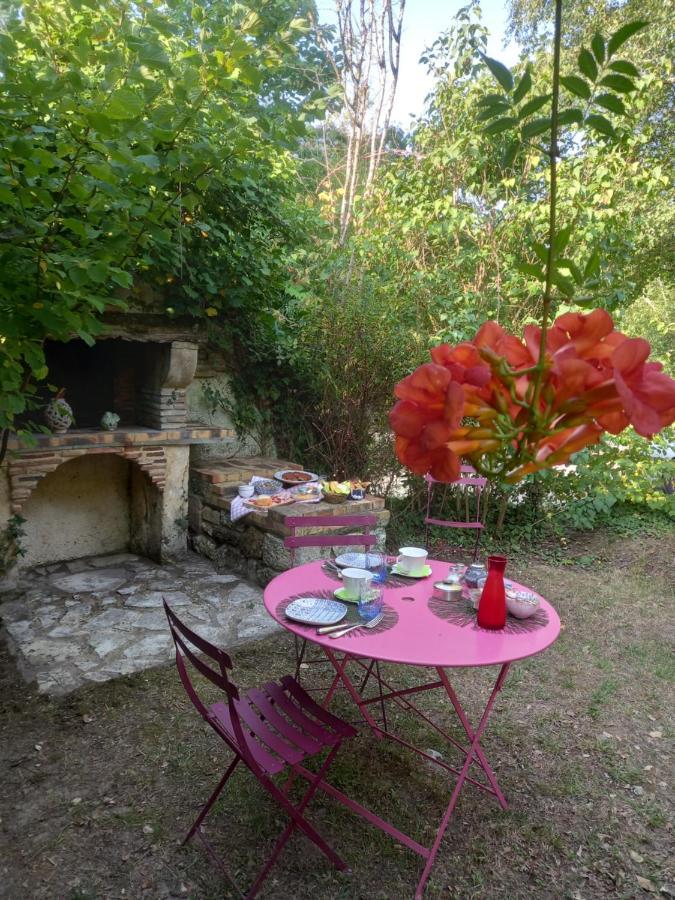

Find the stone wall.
[
  {"left": 186, "top": 347, "right": 272, "bottom": 461},
  {"left": 189, "top": 466, "right": 390, "bottom": 586}
]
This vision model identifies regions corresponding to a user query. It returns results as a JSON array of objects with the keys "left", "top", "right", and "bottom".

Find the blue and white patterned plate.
[
  {"left": 334, "top": 552, "right": 381, "bottom": 569},
  {"left": 284, "top": 597, "right": 348, "bottom": 626}
]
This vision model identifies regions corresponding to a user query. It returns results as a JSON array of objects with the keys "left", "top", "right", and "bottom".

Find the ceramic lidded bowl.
[
  {"left": 506, "top": 589, "right": 540, "bottom": 619},
  {"left": 254, "top": 479, "right": 282, "bottom": 495},
  {"left": 100, "top": 411, "right": 120, "bottom": 431},
  {"left": 238, "top": 484, "right": 255, "bottom": 498}
]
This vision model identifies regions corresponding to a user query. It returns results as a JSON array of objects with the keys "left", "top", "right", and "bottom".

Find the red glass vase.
[{"left": 477, "top": 555, "right": 507, "bottom": 630}]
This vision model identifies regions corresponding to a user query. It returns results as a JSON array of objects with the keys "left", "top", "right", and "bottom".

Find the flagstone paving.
[{"left": 0, "top": 551, "right": 279, "bottom": 695}]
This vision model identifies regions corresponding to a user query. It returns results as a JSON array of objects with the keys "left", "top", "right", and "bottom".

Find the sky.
[{"left": 317, "top": 0, "right": 520, "bottom": 126}]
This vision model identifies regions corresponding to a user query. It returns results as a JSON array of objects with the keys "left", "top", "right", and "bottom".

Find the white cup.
[
  {"left": 341, "top": 567, "right": 373, "bottom": 600},
  {"left": 397, "top": 547, "right": 428, "bottom": 574},
  {"left": 238, "top": 484, "right": 254, "bottom": 498}
]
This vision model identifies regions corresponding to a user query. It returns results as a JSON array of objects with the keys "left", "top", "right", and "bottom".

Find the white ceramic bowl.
[
  {"left": 506, "top": 590, "right": 540, "bottom": 619},
  {"left": 238, "top": 484, "right": 255, "bottom": 499}
]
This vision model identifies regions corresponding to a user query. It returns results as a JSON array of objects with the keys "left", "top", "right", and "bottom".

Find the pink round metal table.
[{"left": 263, "top": 558, "right": 561, "bottom": 899}]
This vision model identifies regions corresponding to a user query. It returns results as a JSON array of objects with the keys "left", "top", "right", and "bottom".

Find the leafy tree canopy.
[{"left": 0, "top": 0, "right": 330, "bottom": 443}]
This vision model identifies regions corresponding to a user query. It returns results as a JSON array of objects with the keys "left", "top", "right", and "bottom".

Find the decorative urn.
[
  {"left": 100, "top": 411, "right": 120, "bottom": 432},
  {"left": 44, "top": 389, "right": 74, "bottom": 434}
]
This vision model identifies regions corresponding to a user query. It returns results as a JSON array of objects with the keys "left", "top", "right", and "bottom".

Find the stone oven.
[{"left": 1, "top": 316, "right": 232, "bottom": 577}]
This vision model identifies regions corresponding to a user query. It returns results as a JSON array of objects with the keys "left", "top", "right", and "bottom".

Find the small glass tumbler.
[
  {"left": 369, "top": 551, "right": 388, "bottom": 584},
  {"left": 358, "top": 584, "right": 383, "bottom": 622}
]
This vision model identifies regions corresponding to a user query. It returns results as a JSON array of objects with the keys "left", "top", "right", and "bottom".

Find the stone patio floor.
[{"left": 0, "top": 551, "right": 280, "bottom": 695}]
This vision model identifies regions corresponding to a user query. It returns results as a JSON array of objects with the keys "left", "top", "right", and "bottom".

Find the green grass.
[{"left": 1, "top": 530, "right": 673, "bottom": 900}]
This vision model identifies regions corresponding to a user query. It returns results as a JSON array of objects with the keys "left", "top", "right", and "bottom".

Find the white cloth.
[{"left": 230, "top": 475, "right": 272, "bottom": 522}]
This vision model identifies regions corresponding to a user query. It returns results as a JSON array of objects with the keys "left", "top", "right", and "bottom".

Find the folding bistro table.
[{"left": 263, "top": 558, "right": 560, "bottom": 898}]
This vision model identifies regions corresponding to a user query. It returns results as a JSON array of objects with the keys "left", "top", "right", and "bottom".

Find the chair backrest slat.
[
  {"left": 283, "top": 512, "right": 379, "bottom": 567},
  {"left": 284, "top": 514, "right": 377, "bottom": 529},
  {"left": 164, "top": 600, "right": 239, "bottom": 704},
  {"left": 285, "top": 533, "right": 377, "bottom": 549}
]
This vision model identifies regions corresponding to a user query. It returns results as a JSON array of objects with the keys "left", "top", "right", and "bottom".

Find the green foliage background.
[{"left": 1, "top": 0, "right": 673, "bottom": 539}]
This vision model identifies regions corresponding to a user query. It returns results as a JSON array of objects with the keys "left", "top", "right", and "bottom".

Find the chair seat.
[{"left": 210, "top": 675, "right": 358, "bottom": 776}]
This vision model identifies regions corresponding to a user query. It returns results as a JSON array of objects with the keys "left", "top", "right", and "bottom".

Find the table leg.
[
  {"left": 321, "top": 648, "right": 384, "bottom": 736},
  {"left": 413, "top": 663, "right": 510, "bottom": 899}
]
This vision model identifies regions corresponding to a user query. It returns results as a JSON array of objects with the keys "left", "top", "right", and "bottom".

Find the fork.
[{"left": 327, "top": 611, "right": 384, "bottom": 639}]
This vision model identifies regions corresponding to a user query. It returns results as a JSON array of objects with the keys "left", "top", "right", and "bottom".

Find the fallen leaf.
[
  {"left": 630, "top": 850, "right": 645, "bottom": 863},
  {"left": 648, "top": 730, "right": 663, "bottom": 738},
  {"left": 637, "top": 876, "right": 656, "bottom": 893}
]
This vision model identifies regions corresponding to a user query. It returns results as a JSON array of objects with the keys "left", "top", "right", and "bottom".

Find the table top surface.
[{"left": 263, "top": 558, "right": 561, "bottom": 669}]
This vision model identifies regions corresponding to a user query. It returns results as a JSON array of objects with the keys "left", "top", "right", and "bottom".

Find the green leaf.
[
  {"left": 502, "top": 140, "right": 520, "bottom": 168},
  {"left": 578, "top": 48, "right": 598, "bottom": 81},
  {"left": 591, "top": 33, "right": 605, "bottom": 64},
  {"left": 483, "top": 116, "right": 519, "bottom": 135},
  {"left": 512, "top": 70, "right": 532, "bottom": 104},
  {"left": 521, "top": 117, "right": 551, "bottom": 139},
  {"left": 76, "top": 329, "right": 96, "bottom": 347},
  {"left": 607, "top": 20, "right": 648, "bottom": 57},
  {"left": 560, "top": 75, "right": 591, "bottom": 100},
  {"left": 516, "top": 261, "right": 545, "bottom": 280},
  {"left": 558, "top": 257, "right": 583, "bottom": 284},
  {"left": 595, "top": 93, "right": 627, "bottom": 115},
  {"left": 584, "top": 249, "right": 602, "bottom": 278},
  {"left": 477, "top": 93, "right": 508, "bottom": 107},
  {"left": 551, "top": 270, "right": 575, "bottom": 297},
  {"left": 599, "top": 73, "right": 637, "bottom": 93},
  {"left": 554, "top": 225, "right": 572, "bottom": 253},
  {"left": 518, "top": 93, "right": 550, "bottom": 119},
  {"left": 138, "top": 42, "right": 171, "bottom": 71},
  {"left": 477, "top": 102, "right": 511, "bottom": 122},
  {"left": 608, "top": 59, "right": 640, "bottom": 77},
  {"left": 586, "top": 114, "right": 618, "bottom": 139},
  {"left": 0, "top": 184, "right": 15, "bottom": 205},
  {"left": 557, "top": 108, "right": 583, "bottom": 125},
  {"left": 135, "top": 154, "right": 160, "bottom": 170},
  {"left": 480, "top": 54, "right": 514, "bottom": 92},
  {"left": 533, "top": 242, "right": 548, "bottom": 264},
  {"left": 106, "top": 88, "right": 145, "bottom": 120}
]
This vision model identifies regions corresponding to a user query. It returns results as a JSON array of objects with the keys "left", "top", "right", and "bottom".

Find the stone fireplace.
[{"left": 1, "top": 320, "right": 232, "bottom": 579}]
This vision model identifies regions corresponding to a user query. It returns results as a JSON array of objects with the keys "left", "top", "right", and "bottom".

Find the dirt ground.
[{"left": 1, "top": 532, "right": 673, "bottom": 900}]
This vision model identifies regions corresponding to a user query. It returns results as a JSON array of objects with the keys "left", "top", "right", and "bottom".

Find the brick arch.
[{"left": 9, "top": 446, "right": 166, "bottom": 514}]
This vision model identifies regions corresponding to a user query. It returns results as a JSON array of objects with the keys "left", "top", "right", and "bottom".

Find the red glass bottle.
[{"left": 477, "top": 555, "right": 507, "bottom": 630}]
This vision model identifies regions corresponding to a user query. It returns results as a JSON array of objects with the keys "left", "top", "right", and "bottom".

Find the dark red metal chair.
[
  {"left": 284, "top": 513, "right": 378, "bottom": 680},
  {"left": 424, "top": 466, "right": 488, "bottom": 562},
  {"left": 164, "top": 600, "right": 358, "bottom": 899}
]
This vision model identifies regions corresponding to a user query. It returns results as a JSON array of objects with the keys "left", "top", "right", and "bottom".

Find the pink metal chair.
[
  {"left": 284, "top": 513, "right": 378, "bottom": 680},
  {"left": 284, "top": 513, "right": 378, "bottom": 565},
  {"left": 164, "top": 600, "right": 358, "bottom": 899},
  {"left": 424, "top": 466, "right": 488, "bottom": 562}
]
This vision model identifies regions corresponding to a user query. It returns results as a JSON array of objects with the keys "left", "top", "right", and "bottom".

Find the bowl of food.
[
  {"left": 275, "top": 469, "right": 318, "bottom": 487},
  {"left": 506, "top": 589, "right": 540, "bottom": 619},
  {"left": 321, "top": 480, "right": 351, "bottom": 503},
  {"left": 254, "top": 479, "right": 283, "bottom": 495}
]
